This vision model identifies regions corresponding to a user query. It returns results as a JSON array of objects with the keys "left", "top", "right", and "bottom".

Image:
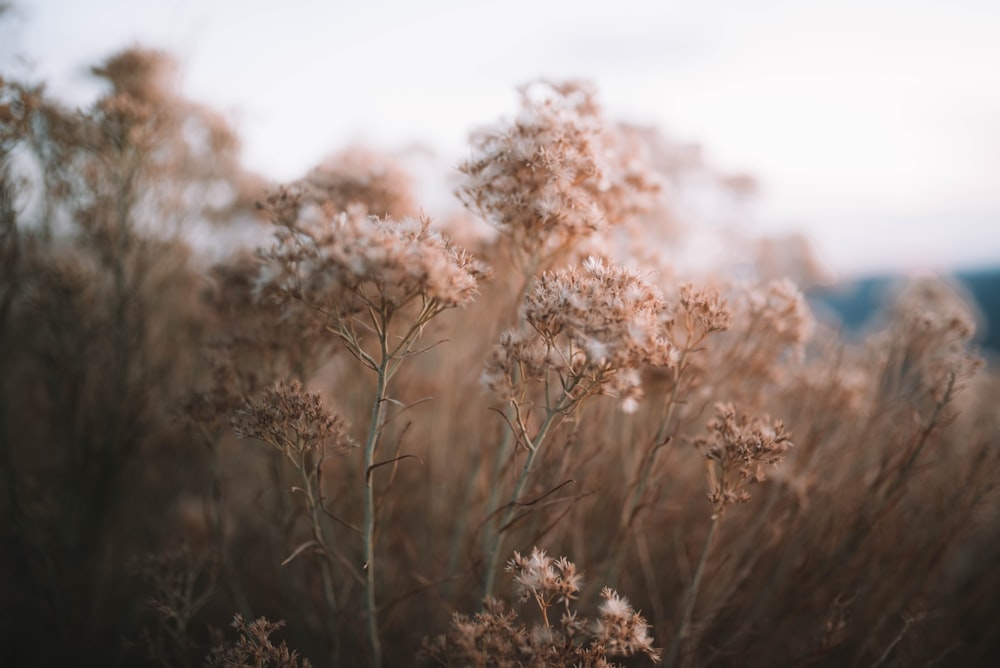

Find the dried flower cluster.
[
  {"left": 207, "top": 615, "right": 313, "bottom": 668},
  {"left": 129, "top": 546, "right": 220, "bottom": 668},
  {"left": 742, "top": 278, "right": 814, "bottom": 355},
  {"left": 257, "top": 203, "right": 488, "bottom": 320},
  {"left": 459, "top": 80, "right": 659, "bottom": 267},
  {"left": 676, "top": 283, "right": 733, "bottom": 341},
  {"left": 179, "top": 352, "right": 245, "bottom": 437},
  {"left": 4, "top": 48, "right": 998, "bottom": 668},
  {"left": 881, "top": 278, "right": 983, "bottom": 404},
  {"left": 507, "top": 547, "right": 583, "bottom": 622},
  {"left": 232, "top": 380, "right": 354, "bottom": 461},
  {"left": 484, "top": 256, "right": 674, "bottom": 410},
  {"left": 424, "top": 548, "right": 659, "bottom": 667},
  {"left": 298, "top": 147, "right": 417, "bottom": 219},
  {"left": 696, "top": 402, "right": 793, "bottom": 514},
  {"left": 709, "top": 279, "right": 815, "bottom": 405},
  {"left": 592, "top": 587, "right": 660, "bottom": 662}
]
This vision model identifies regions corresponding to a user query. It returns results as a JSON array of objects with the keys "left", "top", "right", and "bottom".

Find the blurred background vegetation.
[{"left": 2, "top": 18, "right": 999, "bottom": 667}]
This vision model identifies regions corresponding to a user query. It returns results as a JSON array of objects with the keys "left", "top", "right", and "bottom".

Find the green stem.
[
  {"left": 665, "top": 515, "right": 721, "bottom": 668},
  {"left": 482, "top": 357, "right": 525, "bottom": 560},
  {"left": 483, "top": 425, "right": 515, "bottom": 558},
  {"left": 362, "top": 340, "right": 389, "bottom": 668},
  {"left": 298, "top": 455, "right": 339, "bottom": 657},
  {"left": 482, "top": 404, "right": 561, "bottom": 600}
]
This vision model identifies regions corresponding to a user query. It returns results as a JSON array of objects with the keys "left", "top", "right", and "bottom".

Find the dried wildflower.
[
  {"left": 482, "top": 258, "right": 677, "bottom": 597},
  {"left": 90, "top": 47, "right": 177, "bottom": 104},
  {"left": 257, "top": 205, "right": 488, "bottom": 321},
  {"left": 206, "top": 252, "right": 329, "bottom": 385},
  {"left": 711, "top": 279, "right": 814, "bottom": 402},
  {"left": 255, "top": 192, "right": 489, "bottom": 668},
  {"left": 459, "top": 80, "right": 658, "bottom": 268},
  {"left": 592, "top": 587, "right": 661, "bottom": 662},
  {"left": 425, "top": 549, "right": 659, "bottom": 667},
  {"left": 881, "top": 277, "right": 983, "bottom": 405},
  {"left": 744, "top": 278, "right": 814, "bottom": 354},
  {"left": 130, "top": 546, "right": 220, "bottom": 667},
  {"left": 178, "top": 352, "right": 245, "bottom": 440},
  {"left": 207, "top": 614, "right": 312, "bottom": 668},
  {"left": 232, "top": 380, "right": 354, "bottom": 460},
  {"left": 232, "top": 380, "right": 353, "bottom": 659},
  {"left": 422, "top": 597, "right": 531, "bottom": 667},
  {"left": 298, "top": 146, "right": 416, "bottom": 219},
  {"left": 696, "top": 402, "right": 792, "bottom": 514},
  {"left": 484, "top": 256, "right": 674, "bottom": 411},
  {"left": 677, "top": 283, "right": 732, "bottom": 339},
  {"left": 507, "top": 547, "right": 583, "bottom": 624}
]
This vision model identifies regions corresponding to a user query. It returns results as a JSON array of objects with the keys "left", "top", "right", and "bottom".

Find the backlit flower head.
[
  {"left": 256, "top": 204, "right": 489, "bottom": 317},
  {"left": 459, "top": 80, "right": 659, "bottom": 265}
]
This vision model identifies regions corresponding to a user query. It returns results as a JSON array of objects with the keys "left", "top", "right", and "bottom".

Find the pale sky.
[{"left": 4, "top": 0, "right": 1000, "bottom": 277}]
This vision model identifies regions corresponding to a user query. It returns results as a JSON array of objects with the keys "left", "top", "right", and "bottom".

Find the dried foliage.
[
  {"left": 207, "top": 615, "right": 312, "bottom": 668},
  {"left": 484, "top": 256, "right": 676, "bottom": 410},
  {"left": 1, "top": 40, "right": 997, "bottom": 668},
  {"left": 298, "top": 147, "right": 417, "bottom": 219},
  {"left": 233, "top": 380, "right": 355, "bottom": 461},
  {"left": 459, "top": 80, "right": 659, "bottom": 273},
  {"left": 697, "top": 403, "right": 792, "bottom": 514},
  {"left": 423, "top": 548, "right": 659, "bottom": 667}
]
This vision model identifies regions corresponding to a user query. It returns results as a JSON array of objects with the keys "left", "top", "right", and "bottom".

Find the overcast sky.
[{"left": 4, "top": 0, "right": 1000, "bottom": 277}]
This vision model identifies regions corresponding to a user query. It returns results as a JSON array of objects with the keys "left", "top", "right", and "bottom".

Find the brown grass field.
[{"left": 1, "top": 49, "right": 998, "bottom": 667}]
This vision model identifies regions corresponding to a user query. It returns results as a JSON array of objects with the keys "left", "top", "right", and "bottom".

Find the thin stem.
[
  {"left": 362, "top": 337, "right": 389, "bottom": 668},
  {"left": 631, "top": 347, "right": 690, "bottom": 523},
  {"left": 298, "top": 458, "right": 340, "bottom": 659},
  {"left": 482, "top": 402, "right": 562, "bottom": 600},
  {"left": 665, "top": 515, "right": 721, "bottom": 668},
  {"left": 604, "top": 348, "right": 688, "bottom": 584},
  {"left": 483, "top": 422, "right": 516, "bottom": 556}
]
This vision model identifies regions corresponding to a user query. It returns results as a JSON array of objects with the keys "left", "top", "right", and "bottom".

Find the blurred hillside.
[{"left": 809, "top": 266, "right": 1000, "bottom": 355}]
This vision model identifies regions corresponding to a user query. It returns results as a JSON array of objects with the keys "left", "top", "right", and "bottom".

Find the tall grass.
[{"left": 1, "top": 51, "right": 997, "bottom": 668}]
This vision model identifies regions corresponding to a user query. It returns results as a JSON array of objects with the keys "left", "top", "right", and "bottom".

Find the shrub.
[{"left": 1, "top": 46, "right": 996, "bottom": 668}]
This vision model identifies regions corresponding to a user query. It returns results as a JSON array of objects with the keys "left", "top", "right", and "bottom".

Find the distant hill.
[{"left": 807, "top": 267, "right": 1000, "bottom": 355}]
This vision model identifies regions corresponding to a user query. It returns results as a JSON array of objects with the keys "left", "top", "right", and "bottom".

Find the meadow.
[{"left": 1, "top": 49, "right": 997, "bottom": 667}]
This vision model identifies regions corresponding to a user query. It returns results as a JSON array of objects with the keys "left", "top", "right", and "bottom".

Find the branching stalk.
[
  {"left": 361, "top": 325, "right": 390, "bottom": 668},
  {"left": 482, "top": 396, "right": 565, "bottom": 600}
]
